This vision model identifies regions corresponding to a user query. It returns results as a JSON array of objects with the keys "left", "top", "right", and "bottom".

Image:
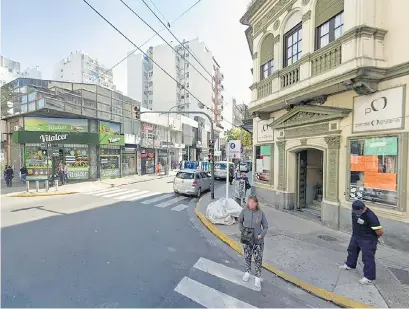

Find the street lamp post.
[{"left": 141, "top": 109, "right": 215, "bottom": 199}]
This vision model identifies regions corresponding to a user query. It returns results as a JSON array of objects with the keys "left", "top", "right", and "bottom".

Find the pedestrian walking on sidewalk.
[
  {"left": 339, "top": 200, "right": 384, "bottom": 285},
  {"left": 4, "top": 165, "right": 14, "bottom": 187},
  {"left": 238, "top": 196, "right": 268, "bottom": 289},
  {"left": 20, "top": 164, "right": 28, "bottom": 184}
]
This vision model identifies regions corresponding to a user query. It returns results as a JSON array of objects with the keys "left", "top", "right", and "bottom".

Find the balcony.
[
  {"left": 279, "top": 62, "right": 300, "bottom": 89},
  {"left": 311, "top": 41, "right": 342, "bottom": 76},
  {"left": 257, "top": 74, "right": 274, "bottom": 99}
]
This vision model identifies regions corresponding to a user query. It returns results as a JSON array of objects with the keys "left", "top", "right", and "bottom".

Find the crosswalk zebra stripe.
[
  {"left": 193, "top": 257, "right": 260, "bottom": 292},
  {"left": 174, "top": 277, "right": 256, "bottom": 308},
  {"left": 94, "top": 189, "right": 129, "bottom": 197},
  {"left": 141, "top": 193, "right": 174, "bottom": 205},
  {"left": 91, "top": 188, "right": 126, "bottom": 196},
  {"left": 84, "top": 188, "right": 113, "bottom": 194},
  {"left": 125, "top": 192, "right": 159, "bottom": 201},
  {"left": 155, "top": 196, "right": 187, "bottom": 208},
  {"left": 170, "top": 204, "right": 188, "bottom": 212},
  {"left": 115, "top": 190, "right": 150, "bottom": 200},
  {"left": 102, "top": 189, "right": 143, "bottom": 198}
]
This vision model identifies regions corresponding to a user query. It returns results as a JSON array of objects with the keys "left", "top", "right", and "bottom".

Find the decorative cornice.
[
  {"left": 324, "top": 135, "right": 341, "bottom": 149},
  {"left": 240, "top": 0, "right": 266, "bottom": 26},
  {"left": 302, "top": 10, "right": 311, "bottom": 22},
  {"left": 253, "top": 0, "right": 298, "bottom": 36},
  {"left": 276, "top": 140, "right": 286, "bottom": 149},
  {"left": 245, "top": 26, "right": 254, "bottom": 56},
  {"left": 340, "top": 25, "right": 388, "bottom": 43}
]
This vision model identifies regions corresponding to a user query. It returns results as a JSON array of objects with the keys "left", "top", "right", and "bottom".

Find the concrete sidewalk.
[
  {"left": 196, "top": 186, "right": 409, "bottom": 308},
  {"left": 3, "top": 171, "right": 177, "bottom": 197}
]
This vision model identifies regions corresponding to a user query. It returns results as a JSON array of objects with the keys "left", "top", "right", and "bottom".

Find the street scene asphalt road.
[{"left": 1, "top": 177, "right": 336, "bottom": 308}]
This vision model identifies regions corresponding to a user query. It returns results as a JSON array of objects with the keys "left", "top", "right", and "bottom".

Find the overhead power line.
[
  {"left": 95, "top": 0, "right": 202, "bottom": 80},
  {"left": 146, "top": 0, "right": 170, "bottom": 27},
  {"left": 139, "top": 0, "right": 213, "bottom": 79},
  {"left": 119, "top": 0, "right": 213, "bottom": 86}
]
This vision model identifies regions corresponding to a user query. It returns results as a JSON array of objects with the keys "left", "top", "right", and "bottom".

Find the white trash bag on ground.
[{"left": 206, "top": 198, "right": 243, "bottom": 225}]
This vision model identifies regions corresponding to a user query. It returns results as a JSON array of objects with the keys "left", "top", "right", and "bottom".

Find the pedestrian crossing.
[
  {"left": 174, "top": 257, "right": 259, "bottom": 308},
  {"left": 83, "top": 187, "right": 192, "bottom": 212}
]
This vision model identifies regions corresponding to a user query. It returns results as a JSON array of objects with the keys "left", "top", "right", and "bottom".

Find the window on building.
[
  {"left": 284, "top": 23, "right": 302, "bottom": 67},
  {"left": 349, "top": 136, "right": 398, "bottom": 207},
  {"left": 255, "top": 145, "right": 273, "bottom": 183},
  {"left": 316, "top": 12, "right": 344, "bottom": 49},
  {"left": 260, "top": 60, "right": 274, "bottom": 80}
]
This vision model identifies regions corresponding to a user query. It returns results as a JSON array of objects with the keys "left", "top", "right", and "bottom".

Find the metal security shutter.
[
  {"left": 315, "top": 0, "right": 344, "bottom": 27},
  {"left": 260, "top": 34, "right": 274, "bottom": 65}
]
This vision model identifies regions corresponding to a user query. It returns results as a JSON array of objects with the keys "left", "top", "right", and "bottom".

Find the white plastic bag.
[{"left": 205, "top": 198, "right": 243, "bottom": 225}]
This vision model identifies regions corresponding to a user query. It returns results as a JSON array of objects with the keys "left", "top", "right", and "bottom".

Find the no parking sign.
[{"left": 228, "top": 140, "right": 241, "bottom": 159}]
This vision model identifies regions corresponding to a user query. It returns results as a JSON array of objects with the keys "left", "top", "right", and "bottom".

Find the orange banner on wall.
[
  {"left": 350, "top": 156, "right": 378, "bottom": 172},
  {"left": 364, "top": 172, "right": 397, "bottom": 191}
]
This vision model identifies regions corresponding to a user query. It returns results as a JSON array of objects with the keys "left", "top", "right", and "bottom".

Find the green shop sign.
[
  {"left": 13, "top": 131, "right": 99, "bottom": 144},
  {"left": 364, "top": 137, "right": 398, "bottom": 156},
  {"left": 24, "top": 117, "right": 88, "bottom": 132},
  {"left": 99, "top": 121, "right": 124, "bottom": 145}
]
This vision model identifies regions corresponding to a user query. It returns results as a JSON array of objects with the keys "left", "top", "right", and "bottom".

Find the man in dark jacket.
[
  {"left": 4, "top": 166, "right": 14, "bottom": 187},
  {"left": 20, "top": 165, "right": 28, "bottom": 184}
]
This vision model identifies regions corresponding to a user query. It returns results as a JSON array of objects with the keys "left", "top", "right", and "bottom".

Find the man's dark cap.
[{"left": 352, "top": 200, "right": 365, "bottom": 215}]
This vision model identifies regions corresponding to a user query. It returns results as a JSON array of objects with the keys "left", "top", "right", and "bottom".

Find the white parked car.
[{"left": 173, "top": 169, "right": 211, "bottom": 197}]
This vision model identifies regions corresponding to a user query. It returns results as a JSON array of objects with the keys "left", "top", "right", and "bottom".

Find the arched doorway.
[{"left": 295, "top": 148, "right": 324, "bottom": 217}]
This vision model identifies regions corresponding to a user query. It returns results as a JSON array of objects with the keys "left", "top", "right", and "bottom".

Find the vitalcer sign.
[
  {"left": 13, "top": 131, "right": 99, "bottom": 144},
  {"left": 39, "top": 133, "right": 68, "bottom": 143}
]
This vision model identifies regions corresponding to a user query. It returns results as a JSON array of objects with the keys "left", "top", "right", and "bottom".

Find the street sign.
[{"left": 228, "top": 140, "right": 241, "bottom": 159}]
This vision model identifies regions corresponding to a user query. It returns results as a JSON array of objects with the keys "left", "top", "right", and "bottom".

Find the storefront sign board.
[
  {"left": 257, "top": 118, "right": 274, "bottom": 142},
  {"left": 14, "top": 131, "right": 99, "bottom": 144},
  {"left": 350, "top": 155, "right": 378, "bottom": 172},
  {"left": 364, "top": 171, "right": 397, "bottom": 191},
  {"left": 364, "top": 137, "right": 398, "bottom": 156},
  {"left": 24, "top": 117, "right": 88, "bottom": 132},
  {"left": 99, "top": 121, "right": 124, "bottom": 145},
  {"left": 353, "top": 87, "right": 404, "bottom": 132}
]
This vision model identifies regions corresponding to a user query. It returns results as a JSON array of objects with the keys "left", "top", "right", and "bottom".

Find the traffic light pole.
[{"left": 139, "top": 110, "right": 215, "bottom": 199}]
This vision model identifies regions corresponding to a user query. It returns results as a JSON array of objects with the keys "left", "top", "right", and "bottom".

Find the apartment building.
[
  {"left": 242, "top": 0, "right": 409, "bottom": 251},
  {"left": 52, "top": 51, "right": 116, "bottom": 91},
  {"left": 127, "top": 38, "right": 224, "bottom": 161},
  {"left": 232, "top": 98, "right": 250, "bottom": 127},
  {"left": 0, "top": 56, "right": 42, "bottom": 86}
]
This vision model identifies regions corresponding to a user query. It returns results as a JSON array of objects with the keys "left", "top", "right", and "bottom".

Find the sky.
[{"left": 1, "top": 0, "right": 253, "bottom": 127}]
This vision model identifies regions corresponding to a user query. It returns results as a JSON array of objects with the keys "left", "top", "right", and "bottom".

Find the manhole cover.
[{"left": 317, "top": 235, "right": 338, "bottom": 242}]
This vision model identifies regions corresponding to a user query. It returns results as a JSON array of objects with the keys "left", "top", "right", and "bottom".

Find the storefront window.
[
  {"left": 122, "top": 149, "right": 137, "bottom": 176},
  {"left": 63, "top": 145, "right": 89, "bottom": 179},
  {"left": 349, "top": 136, "right": 398, "bottom": 207},
  {"left": 100, "top": 146, "right": 121, "bottom": 178},
  {"left": 24, "top": 144, "right": 52, "bottom": 180},
  {"left": 255, "top": 144, "right": 272, "bottom": 183}
]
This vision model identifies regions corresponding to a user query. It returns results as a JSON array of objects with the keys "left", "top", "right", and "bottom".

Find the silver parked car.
[{"left": 173, "top": 169, "right": 211, "bottom": 197}]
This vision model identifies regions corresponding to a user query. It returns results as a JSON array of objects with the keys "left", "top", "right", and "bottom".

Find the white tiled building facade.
[
  {"left": 242, "top": 0, "right": 409, "bottom": 251},
  {"left": 52, "top": 51, "right": 116, "bottom": 91}
]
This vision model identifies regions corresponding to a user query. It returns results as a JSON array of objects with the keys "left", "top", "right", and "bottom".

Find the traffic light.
[
  {"left": 208, "top": 139, "right": 215, "bottom": 149},
  {"left": 134, "top": 105, "right": 140, "bottom": 120},
  {"left": 208, "top": 139, "right": 215, "bottom": 161}
]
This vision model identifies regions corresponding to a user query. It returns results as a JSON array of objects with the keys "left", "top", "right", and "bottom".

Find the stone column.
[
  {"left": 276, "top": 141, "right": 286, "bottom": 191},
  {"left": 324, "top": 136, "right": 341, "bottom": 202}
]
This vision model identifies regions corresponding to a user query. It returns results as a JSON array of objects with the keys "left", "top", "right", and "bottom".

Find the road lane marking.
[
  {"left": 125, "top": 192, "right": 159, "bottom": 201},
  {"left": 141, "top": 193, "right": 174, "bottom": 204},
  {"left": 91, "top": 188, "right": 126, "bottom": 196},
  {"left": 102, "top": 189, "right": 143, "bottom": 198},
  {"left": 155, "top": 196, "right": 187, "bottom": 208},
  {"left": 193, "top": 257, "right": 261, "bottom": 291},
  {"left": 115, "top": 190, "right": 149, "bottom": 200},
  {"left": 174, "top": 277, "right": 256, "bottom": 308},
  {"left": 171, "top": 204, "right": 188, "bottom": 212}
]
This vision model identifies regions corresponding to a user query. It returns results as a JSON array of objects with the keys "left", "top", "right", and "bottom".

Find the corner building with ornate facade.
[{"left": 241, "top": 0, "right": 409, "bottom": 251}]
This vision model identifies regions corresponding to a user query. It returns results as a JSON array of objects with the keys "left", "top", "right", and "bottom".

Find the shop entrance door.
[{"left": 296, "top": 150, "right": 307, "bottom": 209}]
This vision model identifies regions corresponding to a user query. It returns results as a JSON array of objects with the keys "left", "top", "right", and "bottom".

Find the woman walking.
[{"left": 238, "top": 196, "right": 268, "bottom": 288}]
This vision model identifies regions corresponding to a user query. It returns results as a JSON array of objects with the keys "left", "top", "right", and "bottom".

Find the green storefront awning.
[{"left": 13, "top": 131, "right": 100, "bottom": 144}]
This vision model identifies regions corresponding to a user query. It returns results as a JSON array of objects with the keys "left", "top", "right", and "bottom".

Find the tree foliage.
[{"left": 225, "top": 127, "right": 252, "bottom": 148}]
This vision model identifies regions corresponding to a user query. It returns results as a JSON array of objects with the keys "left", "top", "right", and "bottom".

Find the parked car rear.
[{"left": 173, "top": 169, "right": 211, "bottom": 197}]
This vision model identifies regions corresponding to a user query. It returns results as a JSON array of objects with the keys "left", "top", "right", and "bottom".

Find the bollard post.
[
  {"left": 26, "top": 181, "right": 30, "bottom": 192},
  {"left": 54, "top": 179, "right": 58, "bottom": 191},
  {"left": 36, "top": 181, "right": 39, "bottom": 192},
  {"left": 45, "top": 180, "right": 49, "bottom": 192}
]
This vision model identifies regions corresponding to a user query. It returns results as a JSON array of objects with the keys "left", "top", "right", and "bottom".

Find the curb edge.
[
  {"left": 7, "top": 192, "right": 78, "bottom": 197},
  {"left": 194, "top": 197, "right": 374, "bottom": 309}
]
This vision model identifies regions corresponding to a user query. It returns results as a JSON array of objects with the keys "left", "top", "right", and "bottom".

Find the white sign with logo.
[
  {"left": 125, "top": 134, "right": 137, "bottom": 145},
  {"left": 228, "top": 140, "right": 241, "bottom": 159},
  {"left": 353, "top": 86, "right": 404, "bottom": 132},
  {"left": 40, "top": 133, "right": 68, "bottom": 143},
  {"left": 257, "top": 118, "right": 274, "bottom": 142}
]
